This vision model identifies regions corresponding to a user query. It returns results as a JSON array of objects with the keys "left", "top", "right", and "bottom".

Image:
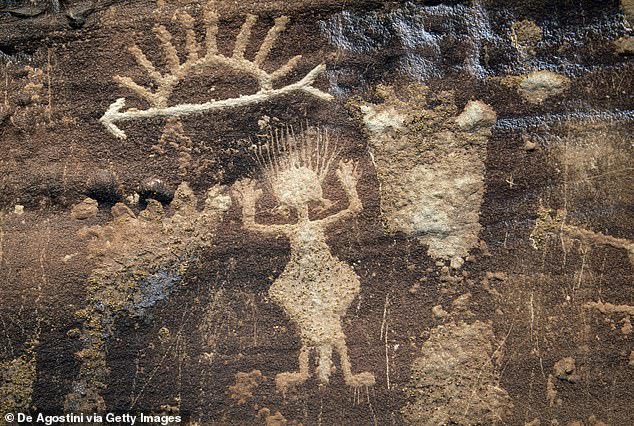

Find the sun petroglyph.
[
  {"left": 100, "top": 1, "right": 333, "bottom": 139},
  {"left": 234, "top": 128, "right": 375, "bottom": 394}
]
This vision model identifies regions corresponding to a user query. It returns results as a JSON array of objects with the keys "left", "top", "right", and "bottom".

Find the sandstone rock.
[{"left": 70, "top": 197, "right": 98, "bottom": 220}]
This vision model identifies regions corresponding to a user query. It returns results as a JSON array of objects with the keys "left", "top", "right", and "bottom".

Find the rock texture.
[{"left": 402, "top": 320, "right": 512, "bottom": 425}]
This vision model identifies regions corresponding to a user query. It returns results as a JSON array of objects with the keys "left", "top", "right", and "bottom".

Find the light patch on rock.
[
  {"left": 356, "top": 84, "right": 495, "bottom": 268},
  {"left": 547, "top": 374, "right": 558, "bottom": 407},
  {"left": 71, "top": 197, "right": 98, "bottom": 220},
  {"left": 455, "top": 100, "right": 497, "bottom": 131},
  {"left": 518, "top": 70, "right": 571, "bottom": 103},
  {"left": 584, "top": 301, "right": 634, "bottom": 335},
  {"left": 431, "top": 304, "right": 448, "bottom": 319},
  {"left": 229, "top": 370, "right": 264, "bottom": 405},
  {"left": 614, "top": 37, "right": 634, "bottom": 54},
  {"left": 622, "top": 316, "right": 632, "bottom": 335},
  {"left": 359, "top": 104, "right": 405, "bottom": 133},
  {"left": 402, "top": 320, "right": 512, "bottom": 425}
]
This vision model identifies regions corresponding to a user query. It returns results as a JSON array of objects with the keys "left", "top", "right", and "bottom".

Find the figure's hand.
[
  {"left": 233, "top": 179, "right": 262, "bottom": 210},
  {"left": 336, "top": 160, "right": 360, "bottom": 192}
]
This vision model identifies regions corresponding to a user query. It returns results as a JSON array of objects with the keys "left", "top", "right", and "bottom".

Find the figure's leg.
[
  {"left": 335, "top": 337, "right": 375, "bottom": 387},
  {"left": 317, "top": 344, "right": 333, "bottom": 384},
  {"left": 276, "top": 345, "right": 311, "bottom": 395}
]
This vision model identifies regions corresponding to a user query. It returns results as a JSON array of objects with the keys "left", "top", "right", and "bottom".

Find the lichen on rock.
[
  {"left": 354, "top": 83, "right": 495, "bottom": 268},
  {"left": 0, "top": 353, "right": 36, "bottom": 424}
]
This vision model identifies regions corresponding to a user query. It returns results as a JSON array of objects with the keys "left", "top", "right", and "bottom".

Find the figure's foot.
[
  {"left": 345, "top": 372, "right": 375, "bottom": 387},
  {"left": 275, "top": 372, "right": 309, "bottom": 396}
]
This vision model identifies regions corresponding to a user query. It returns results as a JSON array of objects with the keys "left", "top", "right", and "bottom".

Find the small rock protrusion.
[
  {"left": 66, "top": 3, "right": 95, "bottom": 29},
  {"left": 522, "top": 134, "right": 539, "bottom": 151},
  {"left": 87, "top": 169, "right": 123, "bottom": 205},
  {"left": 553, "top": 357, "right": 579, "bottom": 383},
  {"left": 432, "top": 305, "right": 448, "bottom": 319},
  {"left": 455, "top": 100, "right": 497, "bottom": 132},
  {"left": 139, "top": 178, "right": 175, "bottom": 207},
  {"left": 71, "top": 197, "right": 98, "bottom": 220}
]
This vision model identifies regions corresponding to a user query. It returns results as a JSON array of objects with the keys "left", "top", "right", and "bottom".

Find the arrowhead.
[{"left": 99, "top": 98, "right": 127, "bottom": 139}]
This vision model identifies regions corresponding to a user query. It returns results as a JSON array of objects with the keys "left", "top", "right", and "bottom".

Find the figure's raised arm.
[
  {"left": 233, "top": 179, "right": 287, "bottom": 235},
  {"left": 319, "top": 160, "right": 363, "bottom": 226}
]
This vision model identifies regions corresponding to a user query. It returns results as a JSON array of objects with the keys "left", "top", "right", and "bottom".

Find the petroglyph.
[
  {"left": 402, "top": 320, "right": 512, "bottom": 425},
  {"left": 65, "top": 183, "right": 231, "bottom": 413},
  {"left": 531, "top": 206, "right": 634, "bottom": 264},
  {"left": 227, "top": 370, "right": 303, "bottom": 425},
  {"left": 354, "top": 84, "right": 495, "bottom": 268},
  {"left": 234, "top": 127, "right": 374, "bottom": 393},
  {"left": 585, "top": 301, "right": 634, "bottom": 335},
  {"left": 257, "top": 408, "right": 303, "bottom": 426},
  {"left": 101, "top": 1, "right": 332, "bottom": 139},
  {"left": 229, "top": 370, "right": 264, "bottom": 405},
  {"left": 531, "top": 122, "right": 634, "bottom": 263},
  {"left": 584, "top": 301, "right": 634, "bottom": 316}
]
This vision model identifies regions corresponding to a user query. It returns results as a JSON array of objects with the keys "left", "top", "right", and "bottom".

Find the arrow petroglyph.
[
  {"left": 100, "top": 65, "right": 332, "bottom": 139},
  {"left": 99, "top": 2, "right": 332, "bottom": 139}
]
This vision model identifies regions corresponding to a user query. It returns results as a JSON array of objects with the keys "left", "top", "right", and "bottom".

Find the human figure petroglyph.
[{"left": 234, "top": 128, "right": 375, "bottom": 393}]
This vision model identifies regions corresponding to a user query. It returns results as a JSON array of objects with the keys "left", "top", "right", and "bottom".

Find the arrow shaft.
[
  {"left": 114, "top": 89, "right": 282, "bottom": 122},
  {"left": 100, "top": 64, "right": 332, "bottom": 139}
]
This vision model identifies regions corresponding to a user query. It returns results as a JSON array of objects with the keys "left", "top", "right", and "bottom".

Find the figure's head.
[
  {"left": 271, "top": 166, "right": 324, "bottom": 210},
  {"left": 255, "top": 127, "right": 337, "bottom": 211}
]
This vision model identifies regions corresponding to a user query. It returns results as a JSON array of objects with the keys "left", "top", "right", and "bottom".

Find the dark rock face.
[{"left": 0, "top": 1, "right": 632, "bottom": 425}]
